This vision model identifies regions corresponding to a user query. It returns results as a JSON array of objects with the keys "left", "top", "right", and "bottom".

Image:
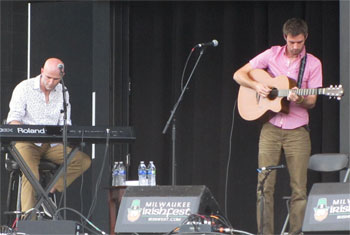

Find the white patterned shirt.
[{"left": 7, "top": 75, "right": 72, "bottom": 125}]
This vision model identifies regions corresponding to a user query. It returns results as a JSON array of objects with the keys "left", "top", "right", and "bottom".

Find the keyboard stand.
[{"left": 6, "top": 142, "right": 80, "bottom": 219}]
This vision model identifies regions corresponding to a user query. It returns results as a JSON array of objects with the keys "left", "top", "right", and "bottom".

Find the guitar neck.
[{"left": 278, "top": 88, "right": 323, "bottom": 97}]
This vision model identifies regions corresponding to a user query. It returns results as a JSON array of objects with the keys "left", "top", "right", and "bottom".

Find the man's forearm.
[{"left": 8, "top": 120, "right": 22, "bottom": 125}]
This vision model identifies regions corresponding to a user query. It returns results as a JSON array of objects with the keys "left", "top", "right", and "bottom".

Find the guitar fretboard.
[
  {"left": 278, "top": 87, "right": 342, "bottom": 98},
  {"left": 278, "top": 88, "right": 321, "bottom": 97}
]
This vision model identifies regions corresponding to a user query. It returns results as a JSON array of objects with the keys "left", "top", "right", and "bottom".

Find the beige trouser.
[
  {"left": 256, "top": 122, "right": 311, "bottom": 235},
  {"left": 15, "top": 142, "right": 91, "bottom": 213}
]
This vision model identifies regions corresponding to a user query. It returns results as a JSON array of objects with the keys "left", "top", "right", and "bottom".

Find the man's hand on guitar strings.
[
  {"left": 287, "top": 87, "right": 303, "bottom": 103},
  {"left": 254, "top": 82, "right": 271, "bottom": 98}
]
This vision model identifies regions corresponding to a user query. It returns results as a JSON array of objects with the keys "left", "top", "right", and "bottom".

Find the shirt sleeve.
[
  {"left": 249, "top": 48, "right": 272, "bottom": 69},
  {"left": 6, "top": 83, "right": 26, "bottom": 124},
  {"left": 306, "top": 56, "right": 323, "bottom": 89}
]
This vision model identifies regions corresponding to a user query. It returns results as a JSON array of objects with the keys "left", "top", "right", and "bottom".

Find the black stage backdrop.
[
  {"left": 0, "top": 1, "right": 340, "bottom": 233},
  {"left": 126, "top": 1, "right": 340, "bottom": 232}
]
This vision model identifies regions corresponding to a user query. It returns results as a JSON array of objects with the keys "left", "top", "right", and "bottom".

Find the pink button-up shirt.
[{"left": 249, "top": 45, "right": 323, "bottom": 129}]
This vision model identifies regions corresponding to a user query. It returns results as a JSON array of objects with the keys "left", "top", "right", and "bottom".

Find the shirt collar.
[
  {"left": 34, "top": 75, "right": 41, "bottom": 90},
  {"left": 283, "top": 45, "right": 306, "bottom": 59},
  {"left": 34, "top": 74, "right": 59, "bottom": 92}
]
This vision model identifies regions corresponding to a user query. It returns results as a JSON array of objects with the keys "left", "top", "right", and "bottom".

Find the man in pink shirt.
[{"left": 234, "top": 18, "right": 322, "bottom": 234}]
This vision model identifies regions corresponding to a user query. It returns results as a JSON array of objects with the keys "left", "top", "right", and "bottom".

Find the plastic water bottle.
[
  {"left": 118, "top": 161, "right": 126, "bottom": 186},
  {"left": 147, "top": 161, "right": 156, "bottom": 186},
  {"left": 138, "top": 161, "right": 147, "bottom": 186},
  {"left": 112, "top": 162, "right": 119, "bottom": 186}
]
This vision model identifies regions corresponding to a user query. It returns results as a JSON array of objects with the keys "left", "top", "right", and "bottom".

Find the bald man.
[{"left": 7, "top": 58, "right": 91, "bottom": 218}]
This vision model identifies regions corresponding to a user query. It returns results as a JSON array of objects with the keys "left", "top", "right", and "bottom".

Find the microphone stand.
[
  {"left": 60, "top": 76, "right": 68, "bottom": 220},
  {"left": 257, "top": 169, "right": 272, "bottom": 235},
  {"left": 162, "top": 47, "right": 206, "bottom": 185}
]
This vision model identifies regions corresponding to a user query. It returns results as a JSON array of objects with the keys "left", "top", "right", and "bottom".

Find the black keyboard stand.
[{"left": 6, "top": 142, "right": 80, "bottom": 219}]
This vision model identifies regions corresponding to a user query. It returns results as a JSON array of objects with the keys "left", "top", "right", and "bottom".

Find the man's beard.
[{"left": 291, "top": 48, "right": 302, "bottom": 56}]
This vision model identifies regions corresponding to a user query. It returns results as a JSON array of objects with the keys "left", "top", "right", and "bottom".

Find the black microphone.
[
  {"left": 58, "top": 64, "right": 64, "bottom": 75},
  {"left": 57, "top": 64, "right": 64, "bottom": 70},
  {"left": 257, "top": 164, "right": 285, "bottom": 173},
  {"left": 57, "top": 64, "right": 66, "bottom": 87},
  {"left": 195, "top": 39, "right": 219, "bottom": 48}
]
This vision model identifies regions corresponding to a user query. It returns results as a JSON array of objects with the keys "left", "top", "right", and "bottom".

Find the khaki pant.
[
  {"left": 256, "top": 122, "right": 310, "bottom": 235},
  {"left": 15, "top": 142, "right": 91, "bottom": 213}
]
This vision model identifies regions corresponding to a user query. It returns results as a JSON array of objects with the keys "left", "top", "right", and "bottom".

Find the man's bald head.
[
  {"left": 40, "top": 58, "right": 65, "bottom": 92},
  {"left": 42, "top": 58, "right": 64, "bottom": 78}
]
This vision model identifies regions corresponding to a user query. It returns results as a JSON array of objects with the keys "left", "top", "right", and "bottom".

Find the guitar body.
[{"left": 238, "top": 69, "right": 294, "bottom": 121}]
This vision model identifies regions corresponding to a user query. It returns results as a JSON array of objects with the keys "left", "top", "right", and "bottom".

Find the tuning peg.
[{"left": 337, "top": 97, "right": 342, "bottom": 100}]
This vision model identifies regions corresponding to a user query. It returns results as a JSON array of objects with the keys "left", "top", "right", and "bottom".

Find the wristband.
[{"left": 296, "top": 96, "right": 304, "bottom": 104}]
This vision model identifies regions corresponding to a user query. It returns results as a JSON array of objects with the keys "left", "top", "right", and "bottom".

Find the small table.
[{"left": 108, "top": 186, "right": 127, "bottom": 235}]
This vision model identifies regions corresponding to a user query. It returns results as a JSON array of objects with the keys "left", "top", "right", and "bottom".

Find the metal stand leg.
[
  {"left": 6, "top": 171, "right": 14, "bottom": 214},
  {"left": 16, "top": 175, "right": 22, "bottom": 222},
  {"left": 343, "top": 168, "right": 350, "bottom": 182},
  {"left": 7, "top": 143, "right": 79, "bottom": 219},
  {"left": 259, "top": 195, "right": 265, "bottom": 235},
  {"left": 33, "top": 146, "right": 79, "bottom": 214},
  {"left": 258, "top": 170, "right": 273, "bottom": 235},
  {"left": 280, "top": 196, "right": 291, "bottom": 235},
  {"left": 280, "top": 213, "right": 289, "bottom": 235},
  {"left": 5, "top": 171, "right": 22, "bottom": 227}
]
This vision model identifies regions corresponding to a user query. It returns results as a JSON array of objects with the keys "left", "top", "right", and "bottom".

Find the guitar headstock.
[{"left": 325, "top": 85, "right": 344, "bottom": 100}]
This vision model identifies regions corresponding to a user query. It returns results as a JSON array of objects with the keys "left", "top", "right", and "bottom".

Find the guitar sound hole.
[{"left": 268, "top": 88, "right": 278, "bottom": 100}]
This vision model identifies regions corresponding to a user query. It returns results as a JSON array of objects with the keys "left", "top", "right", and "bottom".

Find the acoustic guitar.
[{"left": 238, "top": 69, "right": 344, "bottom": 121}]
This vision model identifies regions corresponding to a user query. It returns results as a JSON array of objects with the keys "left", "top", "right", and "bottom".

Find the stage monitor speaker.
[
  {"left": 115, "top": 185, "right": 222, "bottom": 234},
  {"left": 302, "top": 182, "right": 350, "bottom": 234},
  {"left": 17, "top": 220, "right": 81, "bottom": 234}
]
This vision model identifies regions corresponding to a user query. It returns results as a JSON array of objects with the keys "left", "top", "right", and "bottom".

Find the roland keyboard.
[{"left": 0, "top": 125, "right": 135, "bottom": 144}]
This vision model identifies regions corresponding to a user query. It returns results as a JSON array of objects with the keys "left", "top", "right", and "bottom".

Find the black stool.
[
  {"left": 308, "top": 153, "right": 349, "bottom": 182},
  {"left": 4, "top": 151, "right": 58, "bottom": 225}
]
